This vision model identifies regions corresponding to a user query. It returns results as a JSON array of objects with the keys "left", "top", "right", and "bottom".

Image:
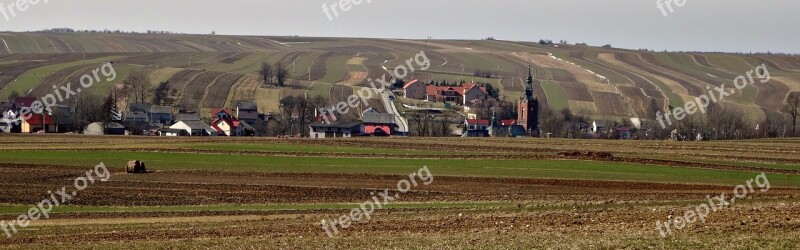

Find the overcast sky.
[{"left": 1, "top": 0, "right": 798, "bottom": 53}]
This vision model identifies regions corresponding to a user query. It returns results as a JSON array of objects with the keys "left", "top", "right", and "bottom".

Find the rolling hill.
[{"left": 1, "top": 32, "right": 799, "bottom": 122}]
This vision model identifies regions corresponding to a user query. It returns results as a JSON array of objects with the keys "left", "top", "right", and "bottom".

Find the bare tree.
[
  {"left": 259, "top": 62, "right": 274, "bottom": 86},
  {"left": 783, "top": 95, "right": 800, "bottom": 136},
  {"left": 124, "top": 69, "right": 151, "bottom": 104},
  {"left": 275, "top": 62, "right": 290, "bottom": 87}
]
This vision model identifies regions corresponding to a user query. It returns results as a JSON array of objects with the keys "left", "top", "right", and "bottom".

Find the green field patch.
[
  {"left": 0, "top": 151, "right": 798, "bottom": 187},
  {"left": 540, "top": 81, "right": 569, "bottom": 110},
  {"left": 318, "top": 53, "right": 353, "bottom": 83},
  {"left": 185, "top": 143, "right": 453, "bottom": 155},
  {"left": 0, "top": 56, "right": 121, "bottom": 97}
]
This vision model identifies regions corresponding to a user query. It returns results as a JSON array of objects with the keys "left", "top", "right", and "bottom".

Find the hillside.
[{"left": 1, "top": 32, "right": 799, "bottom": 122}]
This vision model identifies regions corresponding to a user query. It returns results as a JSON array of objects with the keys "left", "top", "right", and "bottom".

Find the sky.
[{"left": 1, "top": 0, "right": 798, "bottom": 53}]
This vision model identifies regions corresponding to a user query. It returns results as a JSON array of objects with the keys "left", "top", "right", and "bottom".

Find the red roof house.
[
  {"left": 21, "top": 114, "right": 56, "bottom": 133},
  {"left": 425, "top": 83, "right": 489, "bottom": 105}
]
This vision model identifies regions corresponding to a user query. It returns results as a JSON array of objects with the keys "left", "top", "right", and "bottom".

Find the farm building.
[
  {"left": 84, "top": 122, "right": 127, "bottom": 135},
  {"left": 158, "top": 128, "right": 186, "bottom": 136},
  {"left": 209, "top": 108, "right": 255, "bottom": 136},
  {"left": 362, "top": 112, "right": 397, "bottom": 136},
  {"left": 149, "top": 106, "right": 174, "bottom": 127},
  {"left": 402, "top": 80, "right": 426, "bottom": 100},
  {"left": 176, "top": 110, "right": 202, "bottom": 121},
  {"left": 170, "top": 120, "right": 217, "bottom": 136},
  {"left": 21, "top": 114, "right": 57, "bottom": 133},
  {"left": 309, "top": 121, "right": 362, "bottom": 138},
  {"left": 235, "top": 101, "right": 259, "bottom": 125},
  {"left": 425, "top": 83, "right": 490, "bottom": 106}
]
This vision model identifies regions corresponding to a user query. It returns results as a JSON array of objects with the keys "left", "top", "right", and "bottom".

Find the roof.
[
  {"left": 212, "top": 116, "right": 241, "bottom": 131},
  {"left": 402, "top": 79, "right": 420, "bottom": 89},
  {"left": 310, "top": 121, "right": 362, "bottom": 129},
  {"left": 23, "top": 114, "right": 54, "bottom": 125},
  {"left": 150, "top": 105, "right": 172, "bottom": 114},
  {"left": 176, "top": 111, "right": 201, "bottom": 121},
  {"left": 14, "top": 97, "right": 37, "bottom": 107},
  {"left": 466, "top": 119, "right": 490, "bottom": 126},
  {"left": 425, "top": 83, "right": 488, "bottom": 97},
  {"left": 211, "top": 108, "right": 234, "bottom": 117},
  {"left": 176, "top": 120, "right": 214, "bottom": 130},
  {"left": 500, "top": 119, "right": 517, "bottom": 126},
  {"left": 363, "top": 113, "right": 396, "bottom": 124},
  {"left": 237, "top": 110, "right": 259, "bottom": 120},
  {"left": 129, "top": 103, "right": 152, "bottom": 113},
  {"left": 236, "top": 101, "right": 257, "bottom": 110},
  {"left": 125, "top": 111, "right": 149, "bottom": 120}
]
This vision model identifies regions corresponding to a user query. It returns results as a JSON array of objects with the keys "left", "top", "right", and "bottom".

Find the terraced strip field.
[{"left": 1, "top": 32, "right": 799, "bottom": 123}]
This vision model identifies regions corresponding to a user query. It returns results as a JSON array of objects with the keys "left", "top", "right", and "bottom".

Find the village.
[{"left": 0, "top": 69, "right": 637, "bottom": 139}]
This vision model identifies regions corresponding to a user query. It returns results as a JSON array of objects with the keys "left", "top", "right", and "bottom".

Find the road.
[{"left": 381, "top": 92, "right": 409, "bottom": 134}]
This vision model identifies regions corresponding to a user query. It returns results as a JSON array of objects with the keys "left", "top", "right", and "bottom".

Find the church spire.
[{"left": 525, "top": 65, "right": 534, "bottom": 100}]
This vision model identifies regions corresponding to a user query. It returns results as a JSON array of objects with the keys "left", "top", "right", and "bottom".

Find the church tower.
[{"left": 517, "top": 66, "right": 540, "bottom": 136}]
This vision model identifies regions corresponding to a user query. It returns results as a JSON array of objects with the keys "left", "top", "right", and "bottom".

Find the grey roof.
[
  {"left": 125, "top": 111, "right": 149, "bottom": 120},
  {"left": 237, "top": 110, "right": 259, "bottom": 120},
  {"left": 129, "top": 103, "right": 152, "bottom": 113},
  {"left": 176, "top": 112, "right": 201, "bottom": 121},
  {"left": 310, "top": 121, "right": 362, "bottom": 129},
  {"left": 363, "top": 113, "right": 396, "bottom": 124},
  {"left": 237, "top": 101, "right": 257, "bottom": 110},
  {"left": 106, "top": 122, "right": 126, "bottom": 129},
  {"left": 180, "top": 120, "right": 214, "bottom": 130},
  {"left": 150, "top": 105, "right": 172, "bottom": 114}
]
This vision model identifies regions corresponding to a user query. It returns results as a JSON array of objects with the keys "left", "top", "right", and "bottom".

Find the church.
[{"left": 517, "top": 66, "right": 540, "bottom": 136}]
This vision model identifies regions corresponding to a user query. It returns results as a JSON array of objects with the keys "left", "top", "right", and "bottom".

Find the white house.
[{"left": 170, "top": 120, "right": 217, "bottom": 136}]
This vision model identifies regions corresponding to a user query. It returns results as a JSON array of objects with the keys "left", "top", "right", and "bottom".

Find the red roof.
[
  {"left": 425, "top": 83, "right": 488, "bottom": 98},
  {"left": 402, "top": 79, "right": 420, "bottom": 89},
  {"left": 500, "top": 119, "right": 517, "bottom": 126},
  {"left": 212, "top": 116, "right": 241, "bottom": 133},
  {"left": 23, "top": 114, "right": 54, "bottom": 125},
  {"left": 466, "top": 119, "right": 490, "bottom": 126},
  {"left": 211, "top": 108, "right": 234, "bottom": 117}
]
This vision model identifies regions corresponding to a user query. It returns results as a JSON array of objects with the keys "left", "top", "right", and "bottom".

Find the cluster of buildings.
[
  {"left": 308, "top": 108, "right": 401, "bottom": 138},
  {"left": 402, "top": 80, "right": 492, "bottom": 106},
  {"left": 0, "top": 97, "right": 260, "bottom": 136}
]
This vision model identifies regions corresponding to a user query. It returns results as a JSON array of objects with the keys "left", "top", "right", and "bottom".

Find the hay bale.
[
  {"left": 126, "top": 160, "right": 147, "bottom": 173},
  {"left": 126, "top": 160, "right": 138, "bottom": 173},
  {"left": 136, "top": 162, "right": 146, "bottom": 173}
]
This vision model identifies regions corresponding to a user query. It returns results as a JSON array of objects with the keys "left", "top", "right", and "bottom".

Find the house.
[
  {"left": 176, "top": 110, "right": 201, "bottom": 121},
  {"left": 615, "top": 127, "right": 632, "bottom": 140},
  {"left": 170, "top": 120, "right": 217, "bottom": 136},
  {"left": 235, "top": 101, "right": 259, "bottom": 125},
  {"left": 159, "top": 128, "right": 186, "bottom": 137},
  {"left": 123, "top": 110, "right": 150, "bottom": 130},
  {"left": 21, "top": 114, "right": 57, "bottom": 133},
  {"left": 465, "top": 119, "right": 490, "bottom": 130},
  {"left": 362, "top": 112, "right": 396, "bottom": 136},
  {"left": 50, "top": 105, "right": 75, "bottom": 132},
  {"left": 402, "top": 80, "right": 426, "bottom": 99},
  {"left": 425, "top": 83, "right": 490, "bottom": 105},
  {"left": 149, "top": 105, "right": 173, "bottom": 127},
  {"left": 84, "top": 122, "right": 127, "bottom": 135},
  {"left": 309, "top": 121, "right": 362, "bottom": 138},
  {"left": 209, "top": 108, "right": 255, "bottom": 136},
  {"left": 462, "top": 119, "right": 490, "bottom": 137},
  {"left": 500, "top": 119, "right": 517, "bottom": 126}
]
